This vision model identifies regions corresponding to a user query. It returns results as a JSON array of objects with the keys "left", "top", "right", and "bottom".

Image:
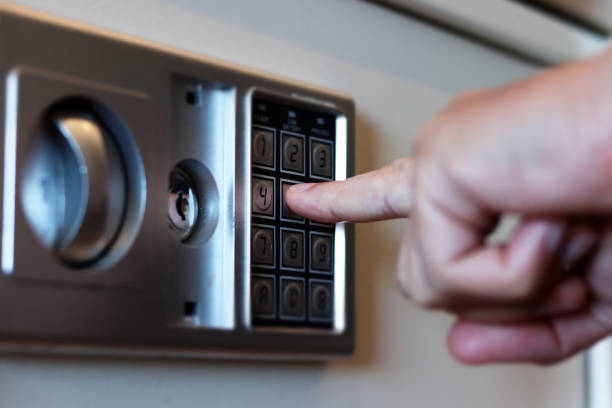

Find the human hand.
[{"left": 286, "top": 50, "right": 612, "bottom": 364}]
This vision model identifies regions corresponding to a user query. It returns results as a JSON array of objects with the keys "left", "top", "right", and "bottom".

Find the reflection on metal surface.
[{"left": 22, "top": 106, "right": 127, "bottom": 266}]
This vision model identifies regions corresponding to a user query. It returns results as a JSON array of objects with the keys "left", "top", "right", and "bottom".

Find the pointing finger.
[{"left": 286, "top": 158, "right": 413, "bottom": 223}]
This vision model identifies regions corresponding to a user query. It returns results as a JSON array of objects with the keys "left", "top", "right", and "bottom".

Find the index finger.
[{"left": 285, "top": 158, "right": 413, "bottom": 223}]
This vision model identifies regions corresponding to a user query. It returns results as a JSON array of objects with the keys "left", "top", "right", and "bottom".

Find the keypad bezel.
[{"left": 250, "top": 92, "right": 341, "bottom": 330}]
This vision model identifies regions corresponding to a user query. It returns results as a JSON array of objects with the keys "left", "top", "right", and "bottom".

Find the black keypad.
[{"left": 251, "top": 95, "right": 336, "bottom": 329}]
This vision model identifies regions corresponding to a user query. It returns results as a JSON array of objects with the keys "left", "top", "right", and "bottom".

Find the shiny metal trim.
[
  {"left": 586, "top": 339, "right": 612, "bottom": 408},
  {"left": 2, "top": 69, "right": 18, "bottom": 274}
]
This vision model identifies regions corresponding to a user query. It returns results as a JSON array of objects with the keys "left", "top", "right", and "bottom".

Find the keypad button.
[
  {"left": 281, "top": 229, "right": 304, "bottom": 270},
  {"left": 281, "top": 181, "right": 304, "bottom": 222},
  {"left": 311, "top": 234, "right": 332, "bottom": 272},
  {"left": 252, "top": 275, "right": 275, "bottom": 318},
  {"left": 251, "top": 227, "right": 274, "bottom": 266},
  {"left": 252, "top": 177, "right": 274, "bottom": 216},
  {"left": 252, "top": 128, "right": 275, "bottom": 168},
  {"left": 282, "top": 133, "right": 304, "bottom": 174},
  {"left": 280, "top": 277, "right": 305, "bottom": 319},
  {"left": 310, "top": 281, "right": 332, "bottom": 321},
  {"left": 311, "top": 140, "right": 333, "bottom": 178}
]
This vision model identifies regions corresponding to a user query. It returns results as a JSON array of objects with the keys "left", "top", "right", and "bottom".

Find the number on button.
[
  {"left": 252, "top": 178, "right": 274, "bottom": 216},
  {"left": 282, "top": 230, "right": 304, "bottom": 269},
  {"left": 252, "top": 227, "right": 274, "bottom": 265},
  {"left": 282, "top": 134, "right": 304, "bottom": 173},
  {"left": 311, "top": 234, "right": 332, "bottom": 272},
  {"left": 252, "top": 129, "right": 274, "bottom": 167},
  {"left": 311, "top": 141, "right": 332, "bottom": 178}
]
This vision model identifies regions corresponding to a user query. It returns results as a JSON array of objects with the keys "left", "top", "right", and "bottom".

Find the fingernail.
[{"left": 288, "top": 183, "right": 315, "bottom": 193}]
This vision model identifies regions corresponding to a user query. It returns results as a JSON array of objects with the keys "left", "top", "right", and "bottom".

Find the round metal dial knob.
[{"left": 22, "top": 111, "right": 127, "bottom": 266}]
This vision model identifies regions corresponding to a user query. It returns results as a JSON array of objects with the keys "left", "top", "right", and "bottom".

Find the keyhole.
[
  {"left": 168, "top": 168, "right": 199, "bottom": 240},
  {"left": 176, "top": 192, "right": 190, "bottom": 221}
]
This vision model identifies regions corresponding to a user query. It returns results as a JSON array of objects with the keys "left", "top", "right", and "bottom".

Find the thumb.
[{"left": 286, "top": 158, "right": 413, "bottom": 223}]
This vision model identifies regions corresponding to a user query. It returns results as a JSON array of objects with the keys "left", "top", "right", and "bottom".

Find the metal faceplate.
[{"left": 0, "top": 5, "right": 354, "bottom": 359}]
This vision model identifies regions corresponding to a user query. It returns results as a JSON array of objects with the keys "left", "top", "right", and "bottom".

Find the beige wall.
[{"left": 0, "top": 0, "right": 584, "bottom": 407}]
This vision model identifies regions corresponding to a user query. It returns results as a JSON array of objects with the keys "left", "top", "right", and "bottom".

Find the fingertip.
[
  {"left": 285, "top": 182, "right": 320, "bottom": 218},
  {"left": 447, "top": 320, "right": 491, "bottom": 365},
  {"left": 447, "top": 319, "right": 561, "bottom": 365}
]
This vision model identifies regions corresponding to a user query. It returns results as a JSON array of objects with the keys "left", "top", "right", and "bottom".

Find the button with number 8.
[{"left": 281, "top": 228, "right": 304, "bottom": 270}]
